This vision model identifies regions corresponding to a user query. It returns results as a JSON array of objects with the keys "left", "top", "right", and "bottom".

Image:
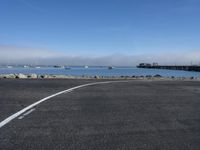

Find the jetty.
[{"left": 137, "top": 63, "right": 200, "bottom": 72}]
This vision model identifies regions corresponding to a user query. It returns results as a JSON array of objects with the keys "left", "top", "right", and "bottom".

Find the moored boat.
[{"left": 108, "top": 66, "right": 114, "bottom": 70}]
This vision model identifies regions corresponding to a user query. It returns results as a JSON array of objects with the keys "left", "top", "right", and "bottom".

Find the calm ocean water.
[
  {"left": 0, "top": 67, "right": 200, "bottom": 77},
  {"left": 0, "top": 66, "right": 200, "bottom": 77}
]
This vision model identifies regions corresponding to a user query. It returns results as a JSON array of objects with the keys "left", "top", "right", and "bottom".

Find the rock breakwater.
[{"left": 0, "top": 73, "right": 199, "bottom": 81}]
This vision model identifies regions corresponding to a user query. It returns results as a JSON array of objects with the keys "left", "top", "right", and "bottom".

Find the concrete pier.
[{"left": 137, "top": 64, "right": 200, "bottom": 72}]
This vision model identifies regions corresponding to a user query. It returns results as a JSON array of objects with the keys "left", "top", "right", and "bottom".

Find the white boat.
[
  {"left": 108, "top": 66, "right": 114, "bottom": 70},
  {"left": 7, "top": 66, "right": 13, "bottom": 68},
  {"left": 54, "top": 65, "right": 64, "bottom": 68},
  {"left": 24, "top": 65, "right": 30, "bottom": 68},
  {"left": 84, "top": 65, "right": 88, "bottom": 69}
]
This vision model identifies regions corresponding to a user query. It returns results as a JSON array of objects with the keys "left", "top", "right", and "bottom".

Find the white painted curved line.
[
  {"left": 18, "top": 108, "right": 35, "bottom": 120},
  {"left": 0, "top": 80, "right": 131, "bottom": 128}
]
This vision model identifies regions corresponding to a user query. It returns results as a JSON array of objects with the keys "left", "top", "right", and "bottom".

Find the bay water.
[{"left": 0, "top": 66, "right": 200, "bottom": 77}]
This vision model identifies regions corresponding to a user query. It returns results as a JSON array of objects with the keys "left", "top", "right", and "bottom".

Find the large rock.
[
  {"left": 94, "top": 75, "right": 100, "bottom": 79},
  {"left": 154, "top": 74, "right": 162, "bottom": 78},
  {"left": 15, "top": 73, "right": 27, "bottom": 79},
  {"left": 39, "top": 75, "right": 47, "bottom": 78},
  {"left": 52, "top": 75, "right": 69, "bottom": 78},
  {"left": 39, "top": 74, "right": 53, "bottom": 78},
  {"left": 27, "top": 74, "right": 38, "bottom": 79},
  {"left": 0, "top": 74, "right": 16, "bottom": 78}
]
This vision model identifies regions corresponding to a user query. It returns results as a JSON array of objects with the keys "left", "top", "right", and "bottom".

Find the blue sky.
[{"left": 0, "top": 0, "right": 200, "bottom": 65}]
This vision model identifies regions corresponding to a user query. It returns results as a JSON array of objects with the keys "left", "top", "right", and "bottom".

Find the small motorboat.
[
  {"left": 7, "top": 66, "right": 13, "bottom": 68},
  {"left": 108, "top": 66, "right": 114, "bottom": 70}
]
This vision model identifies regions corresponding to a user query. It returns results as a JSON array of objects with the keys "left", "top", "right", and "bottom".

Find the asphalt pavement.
[{"left": 0, "top": 79, "right": 200, "bottom": 150}]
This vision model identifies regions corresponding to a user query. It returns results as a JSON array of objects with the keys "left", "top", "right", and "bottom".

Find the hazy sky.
[{"left": 0, "top": 0, "right": 200, "bottom": 65}]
